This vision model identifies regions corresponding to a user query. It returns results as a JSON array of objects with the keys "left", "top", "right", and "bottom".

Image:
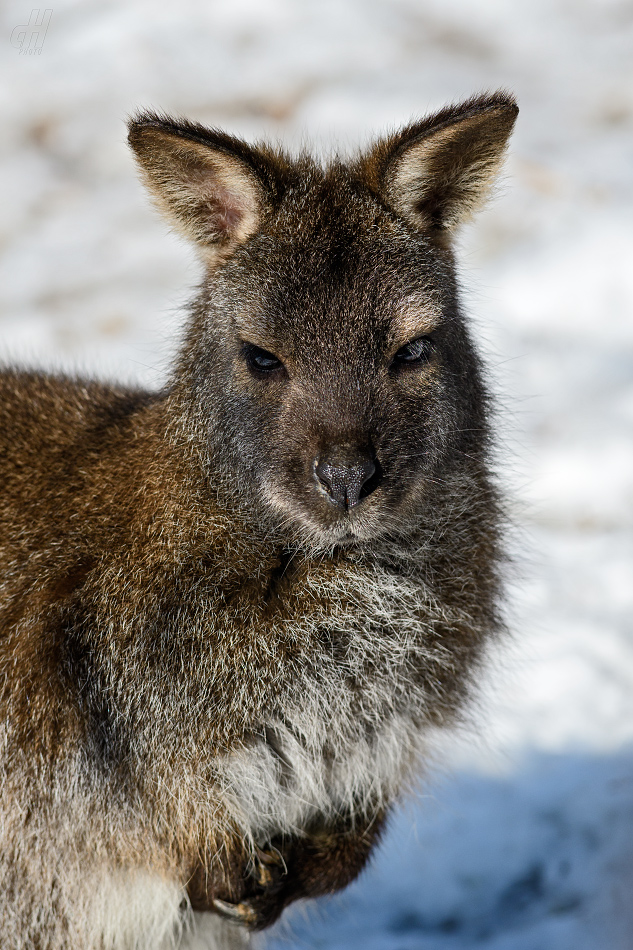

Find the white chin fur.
[{"left": 261, "top": 479, "right": 388, "bottom": 548}]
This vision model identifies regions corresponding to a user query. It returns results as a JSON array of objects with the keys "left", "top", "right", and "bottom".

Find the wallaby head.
[{"left": 128, "top": 92, "right": 517, "bottom": 549}]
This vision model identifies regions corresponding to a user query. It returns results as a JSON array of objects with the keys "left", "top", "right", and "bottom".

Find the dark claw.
[
  {"left": 253, "top": 862, "right": 274, "bottom": 888},
  {"left": 212, "top": 899, "right": 258, "bottom": 926},
  {"left": 250, "top": 845, "right": 287, "bottom": 887},
  {"left": 255, "top": 845, "right": 286, "bottom": 872},
  {"left": 242, "top": 844, "right": 288, "bottom": 889}
]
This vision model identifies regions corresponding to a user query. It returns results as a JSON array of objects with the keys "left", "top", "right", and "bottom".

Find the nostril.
[
  {"left": 358, "top": 458, "right": 381, "bottom": 502},
  {"left": 315, "top": 455, "right": 380, "bottom": 509},
  {"left": 355, "top": 458, "right": 376, "bottom": 499},
  {"left": 315, "top": 459, "right": 338, "bottom": 497}
]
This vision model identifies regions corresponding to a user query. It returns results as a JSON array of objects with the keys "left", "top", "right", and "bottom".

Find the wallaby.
[{"left": 0, "top": 91, "right": 517, "bottom": 949}]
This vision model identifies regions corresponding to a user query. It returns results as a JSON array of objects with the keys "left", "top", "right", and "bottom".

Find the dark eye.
[
  {"left": 393, "top": 336, "right": 434, "bottom": 365},
  {"left": 243, "top": 343, "right": 284, "bottom": 375}
]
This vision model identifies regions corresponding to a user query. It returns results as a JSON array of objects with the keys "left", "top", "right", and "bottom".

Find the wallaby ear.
[
  {"left": 128, "top": 113, "right": 275, "bottom": 263},
  {"left": 363, "top": 92, "right": 518, "bottom": 237}
]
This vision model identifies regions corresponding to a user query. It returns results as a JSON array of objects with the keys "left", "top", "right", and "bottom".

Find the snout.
[{"left": 314, "top": 446, "right": 380, "bottom": 510}]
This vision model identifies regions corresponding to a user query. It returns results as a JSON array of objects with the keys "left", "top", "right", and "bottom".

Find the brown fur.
[{"left": 0, "top": 92, "right": 517, "bottom": 948}]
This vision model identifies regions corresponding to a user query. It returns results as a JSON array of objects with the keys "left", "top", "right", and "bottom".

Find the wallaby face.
[
  {"left": 0, "top": 93, "right": 516, "bottom": 950},
  {"left": 180, "top": 214, "right": 463, "bottom": 547},
  {"left": 130, "top": 96, "right": 515, "bottom": 547}
]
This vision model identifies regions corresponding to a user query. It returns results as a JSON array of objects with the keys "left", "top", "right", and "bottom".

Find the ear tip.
[
  {"left": 478, "top": 89, "right": 518, "bottom": 110},
  {"left": 127, "top": 111, "right": 222, "bottom": 150},
  {"left": 126, "top": 110, "right": 180, "bottom": 147},
  {"left": 479, "top": 91, "right": 519, "bottom": 131},
  {"left": 456, "top": 89, "right": 519, "bottom": 124}
]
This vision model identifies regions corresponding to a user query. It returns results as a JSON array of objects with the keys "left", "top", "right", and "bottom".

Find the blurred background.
[{"left": 1, "top": 1, "right": 632, "bottom": 947}]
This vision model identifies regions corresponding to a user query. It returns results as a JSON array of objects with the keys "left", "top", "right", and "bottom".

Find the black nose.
[{"left": 315, "top": 449, "right": 378, "bottom": 509}]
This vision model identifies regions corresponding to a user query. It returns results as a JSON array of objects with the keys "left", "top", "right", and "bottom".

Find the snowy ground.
[{"left": 1, "top": 1, "right": 632, "bottom": 947}]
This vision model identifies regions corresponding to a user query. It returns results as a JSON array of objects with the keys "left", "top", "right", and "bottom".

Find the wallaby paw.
[{"left": 212, "top": 847, "right": 288, "bottom": 929}]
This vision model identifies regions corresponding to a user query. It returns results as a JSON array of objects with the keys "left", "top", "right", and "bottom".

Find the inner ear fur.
[
  {"left": 361, "top": 92, "right": 518, "bottom": 236},
  {"left": 128, "top": 113, "right": 278, "bottom": 263}
]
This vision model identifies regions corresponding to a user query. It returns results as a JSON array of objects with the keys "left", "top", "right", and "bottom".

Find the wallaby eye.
[
  {"left": 243, "top": 344, "right": 284, "bottom": 375},
  {"left": 393, "top": 337, "right": 434, "bottom": 366}
]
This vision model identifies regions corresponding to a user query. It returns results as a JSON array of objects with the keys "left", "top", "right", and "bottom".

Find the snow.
[
  {"left": 263, "top": 753, "right": 633, "bottom": 949},
  {"left": 1, "top": 1, "right": 632, "bottom": 947}
]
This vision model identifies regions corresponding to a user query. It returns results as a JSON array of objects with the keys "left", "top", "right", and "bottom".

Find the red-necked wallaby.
[{"left": 0, "top": 92, "right": 517, "bottom": 949}]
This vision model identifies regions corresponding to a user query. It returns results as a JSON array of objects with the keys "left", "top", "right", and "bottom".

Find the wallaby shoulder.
[{"left": 0, "top": 368, "right": 158, "bottom": 490}]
